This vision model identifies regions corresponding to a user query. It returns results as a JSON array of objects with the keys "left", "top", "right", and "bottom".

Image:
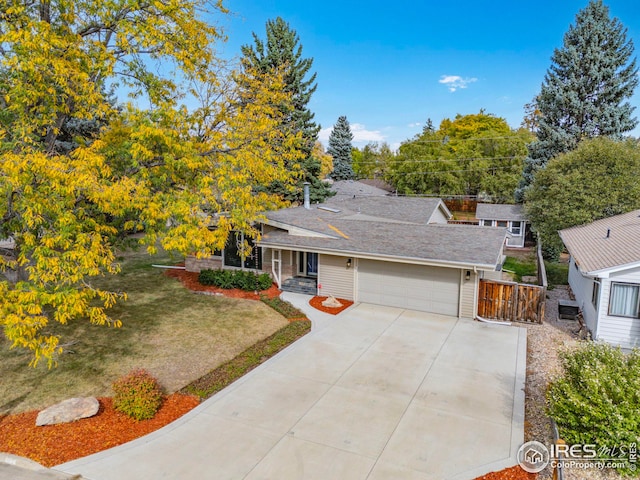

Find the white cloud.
[
  {"left": 351, "top": 123, "right": 385, "bottom": 143},
  {"left": 439, "top": 75, "right": 478, "bottom": 92},
  {"left": 408, "top": 122, "right": 422, "bottom": 128},
  {"left": 318, "top": 127, "right": 332, "bottom": 143},
  {"left": 319, "top": 123, "right": 385, "bottom": 145}
]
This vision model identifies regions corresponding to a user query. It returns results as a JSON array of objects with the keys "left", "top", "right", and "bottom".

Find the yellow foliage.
[{"left": 0, "top": 1, "right": 302, "bottom": 366}]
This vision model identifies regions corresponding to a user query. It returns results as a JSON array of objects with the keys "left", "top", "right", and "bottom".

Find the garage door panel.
[{"left": 358, "top": 260, "right": 459, "bottom": 316}]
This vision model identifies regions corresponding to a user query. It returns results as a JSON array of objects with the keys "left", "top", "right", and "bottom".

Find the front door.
[{"left": 298, "top": 252, "right": 318, "bottom": 277}]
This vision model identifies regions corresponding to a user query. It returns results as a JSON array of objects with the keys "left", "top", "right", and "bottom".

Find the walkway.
[{"left": 57, "top": 298, "right": 526, "bottom": 480}]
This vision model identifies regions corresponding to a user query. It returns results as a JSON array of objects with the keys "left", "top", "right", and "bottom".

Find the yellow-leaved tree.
[{"left": 0, "top": 1, "right": 303, "bottom": 365}]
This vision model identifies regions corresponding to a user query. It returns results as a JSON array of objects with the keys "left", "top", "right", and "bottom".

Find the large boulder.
[{"left": 36, "top": 397, "right": 100, "bottom": 427}]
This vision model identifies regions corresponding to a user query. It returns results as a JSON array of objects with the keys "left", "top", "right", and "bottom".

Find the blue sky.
[{"left": 215, "top": 0, "right": 640, "bottom": 149}]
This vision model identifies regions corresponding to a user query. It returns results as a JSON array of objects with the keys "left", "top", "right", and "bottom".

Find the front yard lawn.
[{"left": 0, "top": 250, "right": 290, "bottom": 415}]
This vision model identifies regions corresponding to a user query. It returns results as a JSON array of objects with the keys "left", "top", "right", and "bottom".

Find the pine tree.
[
  {"left": 516, "top": 0, "right": 638, "bottom": 201},
  {"left": 241, "top": 17, "right": 332, "bottom": 202},
  {"left": 328, "top": 116, "right": 355, "bottom": 180}
]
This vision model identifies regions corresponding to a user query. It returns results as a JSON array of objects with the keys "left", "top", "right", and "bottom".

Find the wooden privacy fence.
[{"left": 478, "top": 279, "right": 545, "bottom": 324}]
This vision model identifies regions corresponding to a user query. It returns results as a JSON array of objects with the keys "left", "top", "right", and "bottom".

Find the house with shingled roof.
[
  {"left": 559, "top": 209, "right": 640, "bottom": 349},
  {"left": 186, "top": 191, "right": 509, "bottom": 320},
  {"left": 475, "top": 203, "right": 529, "bottom": 248}
]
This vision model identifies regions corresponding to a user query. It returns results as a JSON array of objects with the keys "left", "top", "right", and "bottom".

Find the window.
[
  {"left": 482, "top": 220, "right": 493, "bottom": 227},
  {"left": 609, "top": 283, "right": 640, "bottom": 318},
  {"left": 223, "top": 232, "right": 262, "bottom": 270},
  {"left": 496, "top": 220, "right": 508, "bottom": 228},
  {"left": 510, "top": 221, "right": 522, "bottom": 236},
  {"left": 591, "top": 280, "right": 600, "bottom": 309}
]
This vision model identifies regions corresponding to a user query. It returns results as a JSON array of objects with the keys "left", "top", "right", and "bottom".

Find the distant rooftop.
[
  {"left": 476, "top": 203, "right": 526, "bottom": 221},
  {"left": 329, "top": 180, "right": 391, "bottom": 198}
]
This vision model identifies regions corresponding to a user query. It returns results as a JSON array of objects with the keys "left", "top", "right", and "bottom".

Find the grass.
[
  {"left": 260, "top": 295, "right": 307, "bottom": 319},
  {"left": 544, "top": 261, "right": 569, "bottom": 287},
  {"left": 502, "top": 254, "right": 569, "bottom": 287},
  {"left": 181, "top": 320, "right": 311, "bottom": 400},
  {"left": 502, "top": 255, "right": 537, "bottom": 282},
  {"left": 0, "top": 249, "right": 291, "bottom": 415}
]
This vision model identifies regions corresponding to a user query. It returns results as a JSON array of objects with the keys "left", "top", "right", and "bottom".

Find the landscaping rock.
[
  {"left": 321, "top": 296, "right": 343, "bottom": 308},
  {"left": 36, "top": 397, "right": 100, "bottom": 427}
]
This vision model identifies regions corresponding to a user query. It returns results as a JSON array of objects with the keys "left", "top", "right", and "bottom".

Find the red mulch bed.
[
  {"left": 164, "top": 268, "right": 281, "bottom": 299},
  {"left": 0, "top": 393, "right": 200, "bottom": 467},
  {"left": 309, "top": 295, "right": 354, "bottom": 315},
  {"left": 475, "top": 466, "right": 537, "bottom": 480}
]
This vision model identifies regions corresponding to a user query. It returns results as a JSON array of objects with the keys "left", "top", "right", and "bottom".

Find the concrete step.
[{"left": 281, "top": 277, "right": 317, "bottom": 296}]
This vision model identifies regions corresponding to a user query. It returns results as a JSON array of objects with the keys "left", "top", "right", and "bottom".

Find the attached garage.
[{"left": 357, "top": 260, "right": 460, "bottom": 316}]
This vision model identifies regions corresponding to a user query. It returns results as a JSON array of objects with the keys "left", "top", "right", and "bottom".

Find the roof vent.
[{"left": 606, "top": 228, "right": 611, "bottom": 238}]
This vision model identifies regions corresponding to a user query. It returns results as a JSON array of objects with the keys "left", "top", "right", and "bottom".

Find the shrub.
[
  {"left": 256, "top": 273, "right": 273, "bottom": 291},
  {"left": 547, "top": 342, "right": 640, "bottom": 474},
  {"left": 112, "top": 369, "right": 164, "bottom": 421},
  {"left": 198, "top": 269, "right": 218, "bottom": 285},
  {"left": 198, "top": 269, "right": 273, "bottom": 291}
]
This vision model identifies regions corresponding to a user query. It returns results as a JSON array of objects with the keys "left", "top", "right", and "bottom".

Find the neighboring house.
[
  {"left": 475, "top": 203, "right": 529, "bottom": 248},
  {"left": 559, "top": 209, "right": 640, "bottom": 349},
  {"left": 329, "top": 179, "right": 391, "bottom": 199},
  {"left": 187, "top": 194, "right": 508, "bottom": 319}
]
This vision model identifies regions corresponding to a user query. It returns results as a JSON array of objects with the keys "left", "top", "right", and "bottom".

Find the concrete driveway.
[{"left": 57, "top": 299, "right": 526, "bottom": 480}]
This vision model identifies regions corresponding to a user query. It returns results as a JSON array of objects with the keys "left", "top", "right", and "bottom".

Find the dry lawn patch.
[{"left": 0, "top": 251, "right": 288, "bottom": 414}]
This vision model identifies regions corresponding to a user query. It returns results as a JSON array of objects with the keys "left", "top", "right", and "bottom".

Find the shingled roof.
[
  {"left": 559, "top": 209, "right": 640, "bottom": 274},
  {"left": 476, "top": 203, "right": 526, "bottom": 221},
  {"left": 262, "top": 197, "right": 505, "bottom": 270}
]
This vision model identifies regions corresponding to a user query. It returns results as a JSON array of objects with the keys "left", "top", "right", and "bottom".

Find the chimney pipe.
[{"left": 303, "top": 182, "right": 310, "bottom": 210}]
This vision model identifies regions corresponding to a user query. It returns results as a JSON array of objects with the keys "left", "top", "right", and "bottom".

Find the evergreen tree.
[
  {"left": 516, "top": 0, "right": 638, "bottom": 201},
  {"left": 241, "top": 17, "right": 332, "bottom": 202},
  {"left": 328, "top": 116, "right": 355, "bottom": 181}
]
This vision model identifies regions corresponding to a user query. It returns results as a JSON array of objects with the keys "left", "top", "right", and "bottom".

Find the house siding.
[
  {"left": 597, "top": 266, "right": 640, "bottom": 349},
  {"left": 459, "top": 270, "right": 477, "bottom": 318},
  {"left": 568, "top": 256, "right": 599, "bottom": 334},
  {"left": 478, "top": 219, "right": 526, "bottom": 248},
  {"left": 318, "top": 254, "right": 355, "bottom": 300},
  {"left": 428, "top": 208, "right": 450, "bottom": 224}
]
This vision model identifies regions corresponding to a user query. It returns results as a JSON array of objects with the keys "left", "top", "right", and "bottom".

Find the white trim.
[
  {"left": 585, "top": 260, "right": 640, "bottom": 278},
  {"left": 271, "top": 249, "right": 282, "bottom": 288}
]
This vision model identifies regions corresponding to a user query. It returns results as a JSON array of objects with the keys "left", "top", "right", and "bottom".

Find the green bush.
[
  {"left": 198, "top": 269, "right": 273, "bottom": 291},
  {"left": 198, "top": 268, "right": 218, "bottom": 285},
  {"left": 547, "top": 343, "right": 640, "bottom": 475},
  {"left": 112, "top": 368, "right": 164, "bottom": 421}
]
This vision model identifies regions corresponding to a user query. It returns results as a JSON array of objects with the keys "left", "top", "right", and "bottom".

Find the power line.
[
  {"left": 389, "top": 164, "right": 521, "bottom": 176},
  {"left": 354, "top": 155, "right": 525, "bottom": 166},
  {"left": 406, "top": 134, "right": 526, "bottom": 145}
]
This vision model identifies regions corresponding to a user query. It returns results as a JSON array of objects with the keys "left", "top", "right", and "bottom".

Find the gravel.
[{"left": 521, "top": 285, "right": 620, "bottom": 480}]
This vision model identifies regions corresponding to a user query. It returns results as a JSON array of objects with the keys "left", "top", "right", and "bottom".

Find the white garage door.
[{"left": 357, "top": 260, "right": 460, "bottom": 316}]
